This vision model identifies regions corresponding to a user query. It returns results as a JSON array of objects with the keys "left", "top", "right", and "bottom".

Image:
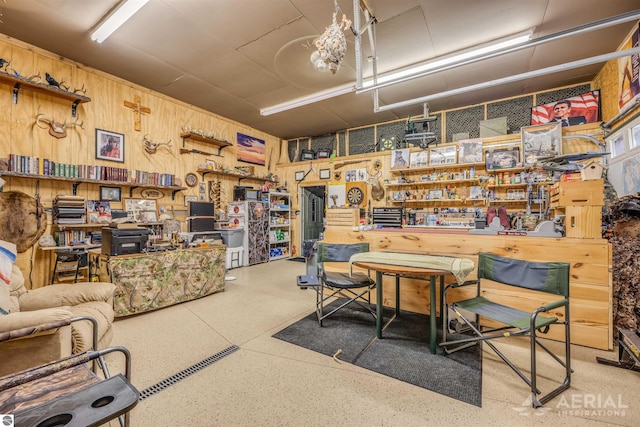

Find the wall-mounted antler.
[
  {"left": 36, "top": 114, "right": 84, "bottom": 139},
  {"left": 143, "top": 134, "right": 172, "bottom": 154},
  {"left": 73, "top": 84, "right": 86, "bottom": 95}
]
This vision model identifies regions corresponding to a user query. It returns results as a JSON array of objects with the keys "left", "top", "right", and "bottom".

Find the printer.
[{"left": 102, "top": 226, "right": 150, "bottom": 256}]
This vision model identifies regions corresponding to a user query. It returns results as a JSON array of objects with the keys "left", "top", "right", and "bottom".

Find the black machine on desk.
[{"left": 101, "top": 226, "right": 150, "bottom": 256}]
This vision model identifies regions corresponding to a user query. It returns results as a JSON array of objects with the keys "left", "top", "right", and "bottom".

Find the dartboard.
[{"left": 347, "top": 186, "right": 364, "bottom": 206}]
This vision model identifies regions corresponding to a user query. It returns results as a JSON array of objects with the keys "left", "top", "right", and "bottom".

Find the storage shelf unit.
[{"left": 268, "top": 191, "right": 291, "bottom": 261}]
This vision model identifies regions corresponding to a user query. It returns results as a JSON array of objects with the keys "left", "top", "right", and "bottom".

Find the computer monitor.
[{"left": 187, "top": 202, "right": 215, "bottom": 232}]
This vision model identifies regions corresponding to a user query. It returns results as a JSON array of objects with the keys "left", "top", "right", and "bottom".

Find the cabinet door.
[{"left": 248, "top": 220, "right": 269, "bottom": 265}]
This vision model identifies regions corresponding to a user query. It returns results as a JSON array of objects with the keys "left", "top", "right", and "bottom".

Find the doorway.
[{"left": 300, "top": 185, "right": 326, "bottom": 249}]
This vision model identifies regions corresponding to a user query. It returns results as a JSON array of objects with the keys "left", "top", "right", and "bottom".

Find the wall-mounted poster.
[
  {"left": 236, "top": 132, "right": 266, "bottom": 166},
  {"left": 327, "top": 183, "right": 346, "bottom": 208},
  {"left": 429, "top": 145, "right": 456, "bottom": 166},
  {"left": 530, "top": 90, "right": 600, "bottom": 127},
  {"left": 390, "top": 148, "right": 409, "bottom": 169},
  {"left": 87, "top": 200, "right": 111, "bottom": 224},
  {"left": 458, "top": 138, "right": 483, "bottom": 164},
  {"left": 618, "top": 23, "right": 639, "bottom": 110},
  {"left": 410, "top": 151, "right": 428, "bottom": 168},
  {"left": 622, "top": 152, "right": 640, "bottom": 195}
]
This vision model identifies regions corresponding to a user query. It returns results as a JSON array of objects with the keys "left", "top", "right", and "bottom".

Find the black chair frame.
[{"left": 314, "top": 243, "right": 376, "bottom": 326}]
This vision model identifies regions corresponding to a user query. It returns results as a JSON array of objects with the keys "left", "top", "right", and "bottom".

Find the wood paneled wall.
[
  {"left": 277, "top": 123, "right": 605, "bottom": 255},
  {"left": 323, "top": 227, "right": 612, "bottom": 350},
  {"left": 0, "top": 35, "right": 282, "bottom": 287}
]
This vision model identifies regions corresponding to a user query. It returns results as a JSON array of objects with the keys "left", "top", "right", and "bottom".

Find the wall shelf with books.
[{"left": 0, "top": 171, "right": 186, "bottom": 199}]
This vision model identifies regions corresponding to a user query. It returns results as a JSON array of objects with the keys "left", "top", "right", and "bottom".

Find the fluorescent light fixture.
[
  {"left": 260, "top": 31, "right": 530, "bottom": 116},
  {"left": 360, "top": 31, "right": 532, "bottom": 90},
  {"left": 91, "top": 0, "right": 150, "bottom": 43},
  {"left": 260, "top": 84, "right": 354, "bottom": 116}
]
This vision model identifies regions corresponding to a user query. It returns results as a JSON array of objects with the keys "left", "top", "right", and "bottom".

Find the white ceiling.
[{"left": 0, "top": 0, "right": 638, "bottom": 140}]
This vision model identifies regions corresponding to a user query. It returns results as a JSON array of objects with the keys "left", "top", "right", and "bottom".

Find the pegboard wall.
[{"left": 285, "top": 83, "right": 593, "bottom": 161}]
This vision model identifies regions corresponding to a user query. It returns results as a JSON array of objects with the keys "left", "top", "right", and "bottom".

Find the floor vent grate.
[{"left": 138, "top": 344, "right": 240, "bottom": 401}]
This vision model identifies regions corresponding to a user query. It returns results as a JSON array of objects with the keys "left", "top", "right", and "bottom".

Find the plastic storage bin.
[{"left": 217, "top": 228, "right": 244, "bottom": 248}]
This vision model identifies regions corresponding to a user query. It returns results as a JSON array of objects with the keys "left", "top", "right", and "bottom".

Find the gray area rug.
[{"left": 273, "top": 299, "right": 482, "bottom": 406}]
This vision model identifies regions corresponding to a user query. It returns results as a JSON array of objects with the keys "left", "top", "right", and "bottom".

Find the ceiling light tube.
[
  {"left": 359, "top": 10, "right": 640, "bottom": 94},
  {"left": 360, "top": 31, "right": 532, "bottom": 91},
  {"left": 260, "top": 84, "right": 354, "bottom": 116},
  {"left": 374, "top": 46, "right": 640, "bottom": 113},
  {"left": 91, "top": 0, "right": 150, "bottom": 43}
]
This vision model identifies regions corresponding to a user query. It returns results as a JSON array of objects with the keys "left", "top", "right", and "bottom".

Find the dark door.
[{"left": 301, "top": 186, "right": 326, "bottom": 247}]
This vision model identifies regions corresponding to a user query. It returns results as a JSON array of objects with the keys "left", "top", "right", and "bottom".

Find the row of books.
[
  {"left": 54, "top": 229, "right": 88, "bottom": 246},
  {"left": 6, "top": 153, "right": 176, "bottom": 186}
]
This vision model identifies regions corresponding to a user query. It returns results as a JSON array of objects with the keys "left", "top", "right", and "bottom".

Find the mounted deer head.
[
  {"left": 143, "top": 134, "right": 172, "bottom": 154},
  {"left": 36, "top": 114, "right": 84, "bottom": 139}
]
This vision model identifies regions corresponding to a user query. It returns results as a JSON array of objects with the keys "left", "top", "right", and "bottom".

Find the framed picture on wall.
[
  {"left": 319, "top": 169, "right": 330, "bottom": 179},
  {"left": 521, "top": 122, "right": 562, "bottom": 166},
  {"left": 236, "top": 132, "right": 266, "bottom": 166},
  {"left": 125, "top": 198, "right": 157, "bottom": 221},
  {"left": 390, "top": 148, "right": 410, "bottom": 169},
  {"left": 99, "top": 186, "right": 121, "bottom": 201},
  {"left": 485, "top": 147, "right": 520, "bottom": 170},
  {"left": 458, "top": 138, "right": 483, "bottom": 164},
  {"left": 95, "top": 129, "right": 125, "bottom": 162},
  {"left": 429, "top": 145, "right": 456, "bottom": 166}
]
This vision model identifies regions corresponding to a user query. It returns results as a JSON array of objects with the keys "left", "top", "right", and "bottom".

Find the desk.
[{"left": 350, "top": 251, "right": 474, "bottom": 354}]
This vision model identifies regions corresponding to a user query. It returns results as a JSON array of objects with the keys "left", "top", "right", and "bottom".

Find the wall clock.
[{"left": 185, "top": 173, "right": 198, "bottom": 187}]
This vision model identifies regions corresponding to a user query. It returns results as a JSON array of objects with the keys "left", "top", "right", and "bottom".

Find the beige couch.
[{"left": 0, "top": 259, "right": 115, "bottom": 377}]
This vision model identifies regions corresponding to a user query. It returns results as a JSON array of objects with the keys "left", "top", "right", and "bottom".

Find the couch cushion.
[
  {"left": 9, "top": 264, "right": 27, "bottom": 299},
  {"left": 0, "top": 282, "right": 10, "bottom": 315},
  {"left": 67, "top": 301, "right": 114, "bottom": 353}
]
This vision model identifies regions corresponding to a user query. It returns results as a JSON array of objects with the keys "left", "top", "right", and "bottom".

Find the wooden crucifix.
[{"left": 123, "top": 95, "right": 150, "bottom": 131}]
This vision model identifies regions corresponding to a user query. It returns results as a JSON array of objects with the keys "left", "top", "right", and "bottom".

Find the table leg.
[
  {"left": 395, "top": 274, "right": 400, "bottom": 315},
  {"left": 430, "top": 275, "right": 437, "bottom": 354},
  {"left": 376, "top": 270, "right": 383, "bottom": 339}
]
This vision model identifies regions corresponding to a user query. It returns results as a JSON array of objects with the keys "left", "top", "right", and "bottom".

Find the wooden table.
[{"left": 351, "top": 260, "right": 451, "bottom": 354}]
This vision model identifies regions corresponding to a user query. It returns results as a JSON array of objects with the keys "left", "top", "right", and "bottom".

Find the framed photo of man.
[{"left": 96, "top": 129, "right": 125, "bottom": 162}]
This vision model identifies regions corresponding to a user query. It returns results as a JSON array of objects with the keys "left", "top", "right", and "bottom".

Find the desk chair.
[
  {"left": 440, "top": 252, "right": 571, "bottom": 407},
  {"left": 314, "top": 242, "right": 376, "bottom": 326},
  {"left": 51, "top": 249, "right": 87, "bottom": 284}
]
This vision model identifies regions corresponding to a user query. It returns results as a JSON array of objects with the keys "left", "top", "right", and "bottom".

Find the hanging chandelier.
[{"left": 310, "top": 0, "right": 352, "bottom": 74}]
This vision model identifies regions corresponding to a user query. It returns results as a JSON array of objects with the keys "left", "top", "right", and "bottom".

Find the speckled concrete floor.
[{"left": 104, "top": 260, "right": 639, "bottom": 427}]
